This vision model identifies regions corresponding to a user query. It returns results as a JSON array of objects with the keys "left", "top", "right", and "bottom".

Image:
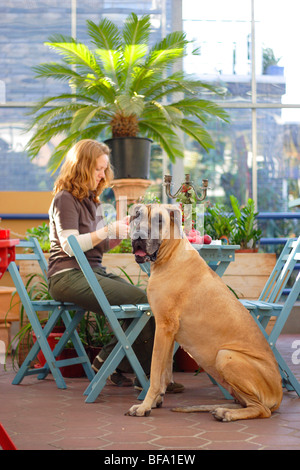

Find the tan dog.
[{"left": 126, "top": 204, "right": 283, "bottom": 422}]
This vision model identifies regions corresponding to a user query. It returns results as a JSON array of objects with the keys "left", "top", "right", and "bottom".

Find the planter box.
[
  {"left": 0, "top": 322, "right": 11, "bottom": 350},
  {"left": 223, "top": 253, "right": 276, "bottom": 300},
  {"left": 0, "top": 286, "right": 20, "bottom": 322}
]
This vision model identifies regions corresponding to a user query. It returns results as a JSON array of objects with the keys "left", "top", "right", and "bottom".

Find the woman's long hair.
[{"left": 53, "top": 139, "right": 114, "bottom": 202}]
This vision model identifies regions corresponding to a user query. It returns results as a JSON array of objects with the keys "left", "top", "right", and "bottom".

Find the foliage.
[
  {"left": 205, "top": 202, "right": 235, "bottom": 240},
  {"left": 229, "top": 195, "right": 262, "bottom": 249},
  {"left": 263, "top": 47, "right": 281, "bottom": 74},
  {"left": 108, "top": 238, "right": 132, "bottom": 253},
  {"left": 204, "top": 196, "right": 262, "bottom": 249},
  {"left": 25, "top": 223, "right": 50, "bottom": 252},
  {"left": 76, "top": 311, "right": 112, "bottom": 348},
  {"left": 26, "top": 12, "right": 228, "bottom": 173}
]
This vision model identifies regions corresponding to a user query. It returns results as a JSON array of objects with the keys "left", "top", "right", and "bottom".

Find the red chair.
[{"left": 0, "top": 423, "right": 17, "bottom": 450}]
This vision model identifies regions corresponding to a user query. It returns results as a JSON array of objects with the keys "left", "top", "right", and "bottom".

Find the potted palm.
[{"left": 26, "top": 13, "right": 228, "bottom": 177}]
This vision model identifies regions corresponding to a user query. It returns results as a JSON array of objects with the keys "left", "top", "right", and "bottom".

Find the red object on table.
[
  {"left": 0, "top": 423, "right": 17, "bottom": 450},
  {"left": 0, "top": 230, "right": 20, "bottom": 280}
]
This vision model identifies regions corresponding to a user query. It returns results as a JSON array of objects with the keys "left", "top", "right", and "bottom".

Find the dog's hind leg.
[{"left": 211, "top": 349, "right": 276, "bottom": 422}]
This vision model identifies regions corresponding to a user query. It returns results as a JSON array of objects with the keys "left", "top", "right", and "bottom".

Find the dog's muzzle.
[{"left": 132, "top": 235, "right": 159, "bottom": 264}]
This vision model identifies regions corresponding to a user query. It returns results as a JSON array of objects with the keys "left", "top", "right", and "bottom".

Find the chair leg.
[{"left": 84, "top": 313, "right": 151, "bottom": 403}]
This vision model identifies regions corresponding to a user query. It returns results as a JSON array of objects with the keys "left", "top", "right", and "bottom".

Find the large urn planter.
[{"left": 105, "top": 137, "right": 152, "bottom": 180}]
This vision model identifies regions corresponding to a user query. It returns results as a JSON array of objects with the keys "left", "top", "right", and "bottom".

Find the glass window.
[
  {"left": 255, "top": 0, "right": 300, "bottom": 104},
  {"left": 0, "top": 1, "right": 72, "bottom": 103},
  {"left": 0, "top": 109, "right": 55, "bottom": 191},
  {"left": 256, "top": 108, "right": 300, "bottom": 212},
  {"left": 183, "top": 0, "right": 252, "bottom": 102},
  {"left": 183, "top": 108, "right": 252, "bottom": 207}
]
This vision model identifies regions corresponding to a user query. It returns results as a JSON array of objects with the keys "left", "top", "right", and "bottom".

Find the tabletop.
[{"left": 141, "top": 244, "right": 240, "bottom": 278}]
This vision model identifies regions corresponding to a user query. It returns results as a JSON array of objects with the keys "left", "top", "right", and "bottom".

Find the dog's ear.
[
  {"left": 165, "top": 205, "right": 183, "bottom": 238},
  {"left": 165, "top": 205, "right": 182, "bottom": 226}
]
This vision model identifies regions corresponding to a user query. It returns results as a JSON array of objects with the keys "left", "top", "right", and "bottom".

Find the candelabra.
[{"left": 164, "top": 174, "right": 209, "bottom": 201}]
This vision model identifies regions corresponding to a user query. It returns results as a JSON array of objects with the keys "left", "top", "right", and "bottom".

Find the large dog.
[{"left": 126, "top": 204, "right": 283, "bottom": 422}]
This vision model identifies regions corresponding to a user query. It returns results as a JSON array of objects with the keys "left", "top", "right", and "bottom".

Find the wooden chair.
[
  {"left": 8, "top": 238, "right": 94, "bottom": 389},
  {"left": 67, "top": 235, "right": 152, "bottom": 403},
  {"left": 241, "top": 237, "right": 300, "bottom": 396}
]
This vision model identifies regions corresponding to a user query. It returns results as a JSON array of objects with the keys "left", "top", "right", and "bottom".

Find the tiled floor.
[{"left": 1, "top": 334, "right": 300, "bottom": 451}]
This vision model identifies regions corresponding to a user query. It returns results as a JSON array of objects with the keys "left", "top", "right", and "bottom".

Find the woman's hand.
[{"left": 108, "top": 220, "right": 130, "bottom": 239}]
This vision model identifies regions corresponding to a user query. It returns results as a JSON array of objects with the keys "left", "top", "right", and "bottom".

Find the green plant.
[
  {"left": 263, "top": 47, "right": 281, "bottom": 74},
  {"left": 25, "top": 223, "right": 50, "bottom": 252},
  {"left": 229, "top": 195, "right": 262, "bottom": 249},
  {"left": 108, "top": 238, "right": 132, "bottom": 253},
  {"left": 205, "top": 202, "right": 235, "bottom": 240},
  {"left": 77, "top": 311, "right": 112, "bottom": 348},
  {"left": 26, "top": 12, "right": 228, "bottom": 173}
]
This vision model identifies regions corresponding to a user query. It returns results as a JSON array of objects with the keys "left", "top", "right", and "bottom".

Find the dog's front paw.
[{"left": 125, "top": 404, "right": 152, "bottom": 417}]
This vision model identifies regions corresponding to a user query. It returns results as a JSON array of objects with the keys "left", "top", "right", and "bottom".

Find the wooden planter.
[
  {"left": 102, "top": 253, "right": 149, "bottom": 288},
  {"left": 0, "top": 286, "right": 20, "bottom": 323},
  {"left": 223, "top": 253, "right": 276, "bottom": 300}
]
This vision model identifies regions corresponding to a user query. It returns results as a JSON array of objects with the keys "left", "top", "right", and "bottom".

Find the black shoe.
[
  {"left": 92, "top": 355, "right": 132, "bottom": 387},
  {"left": 133, "top": 376, "right": 185, "bottom": 393}
]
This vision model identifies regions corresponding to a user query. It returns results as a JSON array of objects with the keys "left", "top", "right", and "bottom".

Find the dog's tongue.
[{"left": 135, "top": 249, "right": 147, "bottom": 257}]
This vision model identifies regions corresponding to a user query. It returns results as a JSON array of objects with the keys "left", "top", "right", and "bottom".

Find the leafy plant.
[
  {"left": 229, "top": 195, "right": 262, "bottom": 249},
  {"left": 26, "top": 12, "right": 228, "bottom": 172},
  {"left": 25, "top": 223, "right": 50, "bottom": 252},
  {"left": 205, "top": 202, "right": 235, "bottom": 240},
  {"left": 77, "top": 311, "right": 112, "bottom": 348},
  {"left": 108, "top": 238, "right": 132, "bottom": 253}
]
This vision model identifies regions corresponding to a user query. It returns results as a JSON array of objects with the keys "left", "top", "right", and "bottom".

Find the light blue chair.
[
  {"left": 8, "top": 238, "right": 94, "bottom": 389},
  {"left": 241, "top": 237, "right": 300, "bottom": 396},
  {"left": 67, "top": 235, "right": 152, "bottom": 403}
]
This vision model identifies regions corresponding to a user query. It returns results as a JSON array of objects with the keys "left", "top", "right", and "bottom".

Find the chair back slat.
[
  {"left": 15, "top": 238, "right": 48, "bottom": 282},
  {"left": 259, "top": 237, "right": 300, "bottom": 303}
]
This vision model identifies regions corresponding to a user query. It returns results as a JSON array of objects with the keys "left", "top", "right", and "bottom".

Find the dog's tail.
[{"left": 171, "top": 403, "right": 241, "bottom": 413}]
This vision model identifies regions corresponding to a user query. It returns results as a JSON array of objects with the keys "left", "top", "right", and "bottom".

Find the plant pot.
[
  {"left": 105, "top": 137, "right": 152, "bottom": 179},
  {"left": 175, "top": 347, "right": 199, "bottom": 372},
  {"left": 32, "top": 330, "right": 64, "bottom": 368},
  {"left": 58, "top": 348, "right": 86, "bottom": 378}
]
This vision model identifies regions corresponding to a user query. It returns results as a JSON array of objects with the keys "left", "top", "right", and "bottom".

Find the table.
[
  {"left": 0, "top": 236, "right": 20, "bottom": 280},
  {"left": 192, "top": 243, "right": 240, "bottom": 277},
  {"left": 141, "top": 244, "right": 240, "bottom": 278}
]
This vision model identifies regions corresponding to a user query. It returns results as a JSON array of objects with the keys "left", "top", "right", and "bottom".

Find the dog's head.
[{"left": 129, "top": 204, "right": 183, "bottom": 264}]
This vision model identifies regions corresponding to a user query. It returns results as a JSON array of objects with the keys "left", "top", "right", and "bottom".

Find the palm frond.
[
  {"left": 139, "top": 120, "right": 184, "bottom": 162},
  {"left": 70, "top": 105, "right": 107, "bottom": 133},
  {"left": 122, "top": 13, "right": 150, "bottom": 45},
  {"left": 45, "top": 35, "right": 103, "bottom": 77},
  {"left": 178, "top": 118, "right": 215, "bottom": 152},
  {"left": 145, "top": 31, "right": 188, "bottom": 69},
  {"left": 47, "top": 123, "right": 109, "bottom": 173},
  {"left": 173, "top": 98, "right": 230, "bottom": 123},
  {"left": 87, "top": 19, "right": 122, "bottom": 84}
]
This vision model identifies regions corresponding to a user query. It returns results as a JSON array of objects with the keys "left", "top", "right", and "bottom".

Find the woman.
[{"left": 48, "top": 139, "right": 183, "bottom": 392}]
